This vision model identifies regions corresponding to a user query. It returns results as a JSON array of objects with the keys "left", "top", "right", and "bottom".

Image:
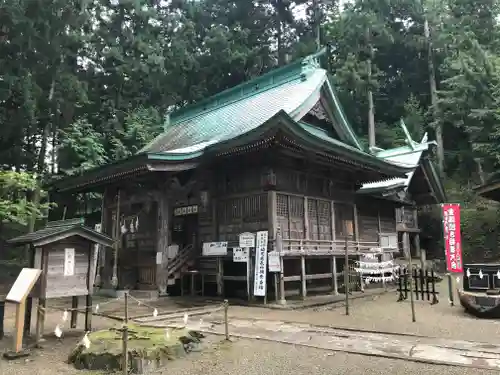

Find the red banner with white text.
[{"left": 442, "top": 203, "right": 463, "bottom": 273}]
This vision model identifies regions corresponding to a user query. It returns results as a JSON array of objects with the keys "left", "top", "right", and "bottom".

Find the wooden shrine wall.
[{"left": 118, "top": 199, "right": 158, "bottom": 289}]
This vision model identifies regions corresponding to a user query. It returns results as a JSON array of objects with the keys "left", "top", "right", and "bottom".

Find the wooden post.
[
  {"left": 35, "top": 248, "right": 48, "bottom": 344},
  {"left": 85, "top": 243, "right": 93, "bottom": 332},
  {"left": 156, "top": 191, "right": 170, "bottom": 296},
  {"left": 223, "top": 299, "right": 229, "bottom": 341},
  {"left": 273, "top": 273, "right": 278, "bottom": 303},
  {"left": 70, "top": 297, "right": 78, "bottom": 329},
  {"left": 112, "top": 189, "right": 121, "bottom": 289},
  {"left": 279, "top": 256, "right": 285, "bottom": 304},
  {"left": 246, "top": 250, "right": 251, "bottom": 301},
  {"left": 344, "top": 236, "right": 349, "bottom": 315},
  {"left": 353, "top": 204, "right": 359, "bottom": 251},
  {"left": 122, "top": 325, "right": 128, "bottom": 375},
  {"left": 216, "top": 257, "right": 224, "bottom": 296},
  {"left": 304, "top": 197, "right": 309, "bottom": 239},
  {"left": 124, "top": 291, "right": 129, "bottom": 323},
  {"left": 332, "top": 256, "right": 338, "bottom": 295},
  {"left": 403, "top": 232, "right": 416, "bottom": 322},
  {"left": 300, "top": 256, "right": 306, "bottom": 299},
  {"left": 14, "top": 302, "right": 26, "bottom": 353}
]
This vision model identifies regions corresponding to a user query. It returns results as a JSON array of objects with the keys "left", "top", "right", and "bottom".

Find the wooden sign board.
[
  {"left": 6, "top": 268, "right": 42, "bottom": 304},
  {"left": 4, "top": 268, "right": 42, "bottom": 358}
]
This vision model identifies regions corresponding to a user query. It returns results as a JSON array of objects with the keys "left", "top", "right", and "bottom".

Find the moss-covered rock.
[{"left": 68, "top": 324, "right": 205, "bottom": 373}]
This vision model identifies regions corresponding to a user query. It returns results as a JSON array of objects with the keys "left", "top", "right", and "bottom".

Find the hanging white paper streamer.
[
  {"left": 356, "top": 260, "right": 395, "bottom": 268},
  {"left": 153, "top": 308, "right": 158, "bottom": 317},
  {"left": 54, "top": 325, "right": 63, "bottom": 338},
  {"left": 81, "top": 333, "right": 91, "bottom": 349},
  {"left": 183, "top": 313, "right": 189, "bottom": 325},
  {"left": 479, "top": 269, "right": 484, "bottom": 279},
  {"left": 95, "top": 304, "right": 100, "bottom": 313},
  {"left": 356, "top": 257, "right": 398, "bottom": 284},
  {"left": 62, "top": 310, "right": 68, "bottom": 322}
]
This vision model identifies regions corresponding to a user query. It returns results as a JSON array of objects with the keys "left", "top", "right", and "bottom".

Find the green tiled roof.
[
  {"left": 142, "top": 50, "right": 362, "bottom": 155},
  {"left": 8, "top": 218, "right": 114, "bottom": 247}
]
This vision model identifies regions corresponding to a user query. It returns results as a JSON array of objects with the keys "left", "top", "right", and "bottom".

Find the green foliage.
[
  {"left": 0, "top": 171, "right": 51, "bottom": 225},
  {"left": 2, "top": 0, "right": 500, "bottom": 261}
]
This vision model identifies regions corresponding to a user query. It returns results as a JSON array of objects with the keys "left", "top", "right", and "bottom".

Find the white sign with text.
[
  {"left": 253, "top": 231, "right": 269, "bottom": 297},
  {"left": 233, "top": 247, "right": 249, "bottom": 262}
]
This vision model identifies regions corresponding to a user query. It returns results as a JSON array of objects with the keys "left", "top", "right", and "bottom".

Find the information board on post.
[
  {"left": 6, "top": 268, "right": 42, "bottom": 304},
  {"left": 253, "top": 231, "right": 268, "bottom": 297},
  {"left": 239, "top": 232, "right": 256, "bottom": 248},
  {"left": 268, "top": 251, "right": 281, "bottom": 272},
  {"left": 442, "top": 203, "right": 463, "bottom": 273},
  {"left": 233, "top": 247, "right": 249, "bottom": 262},
  {"left": 202, "top": 242, "right": 228, "bottom": 256}
]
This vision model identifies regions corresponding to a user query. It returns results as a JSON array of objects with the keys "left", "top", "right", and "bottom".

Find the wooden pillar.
[
  {"left": 101, "top": 188, "right": 114, "bottom": 289},
  {"left": 35, "top": 248, "right": 48, "bottom": 343},
  {"left": 279, "top": 256, "right": 285, "bottom": 304},
  {"left": 300, "top": 256, "right": 306, "bottom": 298},
  {"left": 156, "top": 190, "right": 170, "bottom": 296},
  {"left": 85, "top": 243, "right": 93, "bottom": 332},
  {"left": 111, "top": 189, "right": 121, "bottom": 288},
  {"left": 332, "top": 256, "right": 338, "bottom": 295},
  {"left": 353, "top": 203, "right": 359, "bottom": 250},
  {"left": 415, "top": 233, "right": 425, "bottom": 269},
  {"left": 268, "top": 191, "right": 277, "bottom": 242},
  {"left": 304, "top": 197, "right": 309, "bottom": 239},
  {"left": 70, "top": 297, "right": 78, "bottom": 329}
]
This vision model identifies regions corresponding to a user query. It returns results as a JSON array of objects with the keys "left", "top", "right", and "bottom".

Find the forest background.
[{"left": 1, "top": 0, "right": 500, "bottom": 265}]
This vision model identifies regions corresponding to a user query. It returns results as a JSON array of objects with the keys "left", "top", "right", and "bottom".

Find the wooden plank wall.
[
  {"left": 45, "top": 238, "right": 91, "bottom": 298},
  {"left": 357, "top": 202, "right": 380, "bottom": 242}
]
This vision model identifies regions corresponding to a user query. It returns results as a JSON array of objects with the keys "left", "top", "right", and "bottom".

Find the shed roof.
[{"left": 8, "top": 218, "right": 114, "bottom": 248}]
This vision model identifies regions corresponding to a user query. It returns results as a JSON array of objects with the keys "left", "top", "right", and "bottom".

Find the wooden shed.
[{"left": 8, "top": 218, "right": 114, "bottom": 334}]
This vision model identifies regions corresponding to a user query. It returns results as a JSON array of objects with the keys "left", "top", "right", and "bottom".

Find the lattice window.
[
  {"left": 290, "top": 196, "right": 304, "bottom": 239},
  {"left": 318, "top": 200, "right": 332, "bottom": 240},
  {"left": 277, "top": 194, "right": 290, "bottom": 239},
  {"left": 308, "top": 199, "right": 319, "bottom": 240},
  {"left": 334, "top": 203, "right": 354, "bottom": 238}
]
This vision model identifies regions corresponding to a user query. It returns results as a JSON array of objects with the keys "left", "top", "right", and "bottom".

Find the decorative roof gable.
[{"left": 358, "top": 120, "right": 446, "bottom": 204}]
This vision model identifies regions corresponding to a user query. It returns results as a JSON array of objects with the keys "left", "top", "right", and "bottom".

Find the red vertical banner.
[{"left": 442, "top": 203, "right": 463, "bottom": 273}]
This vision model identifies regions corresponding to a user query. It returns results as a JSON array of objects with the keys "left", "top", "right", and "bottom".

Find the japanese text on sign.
[
  {"left": 233, "top": 247, "right": 249, "bottom": 263},
  {"left": 64, "top": 248, "right": 75, "bottom": 276},
  {"left": 253, "top": 231, "right": 269, "bottom": 297},
  {"left": 442, "top": 203, "right": 463, "bottom": 273}
]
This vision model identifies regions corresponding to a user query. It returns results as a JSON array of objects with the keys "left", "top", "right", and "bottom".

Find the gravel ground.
[
  {"left": 223, "top": 282, "right": 500, "bottom": 343},
  {"left": 163, "top": 339, "right": 496, "bottom": 375},
  {"left": 1, "top": 281, "right": 499, "bottom": 375},
  {"left": 0, "top": 336, "right": 495, "bottom": 375}
]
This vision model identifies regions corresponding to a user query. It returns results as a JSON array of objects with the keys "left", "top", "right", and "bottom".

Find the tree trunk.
[
  {"left": 366, "top": 29, "right": 376, "bottom": 150},
  {"left": 424, "top": 17, "right": 445, "bottom": 176}
]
